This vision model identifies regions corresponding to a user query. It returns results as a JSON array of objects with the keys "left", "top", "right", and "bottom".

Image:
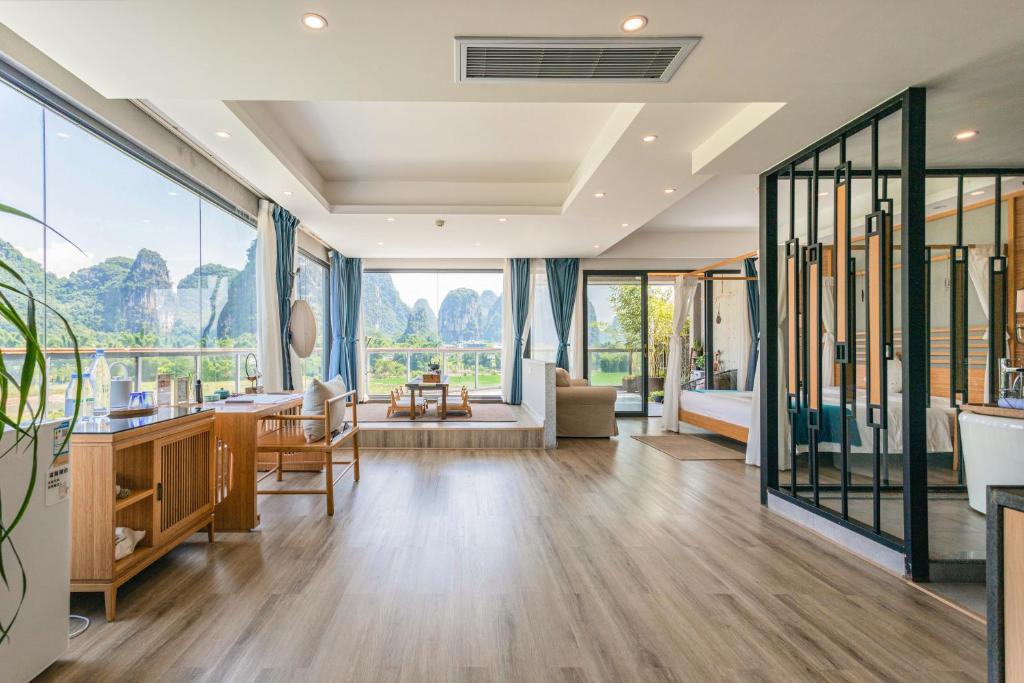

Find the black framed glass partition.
[
  {"left": 584, "top": 272, "right": 647, "bottom": 415},
  {"left": 759, "top": 86, "right": 1024, "bottom": 582}
]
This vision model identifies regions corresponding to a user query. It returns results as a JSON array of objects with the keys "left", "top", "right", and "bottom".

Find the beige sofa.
[{"left": 555, "top": 370, "right": 618, "bottom": 437}]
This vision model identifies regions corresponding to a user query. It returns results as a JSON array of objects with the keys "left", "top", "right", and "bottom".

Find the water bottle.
[
  {"left": 64, "top": 372, "right": 95, "bottom": 418},
  {"left": 89, "top": 349, "right": 111, "bottom": 416}
]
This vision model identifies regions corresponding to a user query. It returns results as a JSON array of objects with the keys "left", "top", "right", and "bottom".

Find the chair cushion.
[
  {"left": 302, "top": 375, "right": 347, "bottom": 442},
  {"left": 555, "top": 367, "right": 571, "bottom": 387}
]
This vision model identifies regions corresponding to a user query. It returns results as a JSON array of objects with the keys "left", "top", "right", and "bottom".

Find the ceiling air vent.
[{"left": 455, "top": 37, "right": 700, "bottom": 83}]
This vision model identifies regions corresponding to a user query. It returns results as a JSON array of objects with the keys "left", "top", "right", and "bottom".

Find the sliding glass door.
[{"left": 584, "top": 272, "right": 647, "bottom": 415}]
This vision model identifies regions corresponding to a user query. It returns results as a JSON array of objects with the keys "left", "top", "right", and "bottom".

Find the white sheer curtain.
[
  {"left": 661, "top": 276, "right": 699, "bottom": 432},
  {"left": 968, "top": 245, "right": 1001, "bottom": 401},
  {"left": 821, "top": 276, "right": 837, "bottom": 387},
  {"left": 500, "top": 259, "right": 535, "bottom": 402},
  {"left": 746, "top": 247, "right": 791, "bottom": 470},
  {"left": 255, "top": 200, "right": 287, "bottom": 392},
  {"left": 569, "top": 266, "right": 585, "bottom": 378}
]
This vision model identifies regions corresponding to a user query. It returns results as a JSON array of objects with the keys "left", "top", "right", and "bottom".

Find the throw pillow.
[
  {"left": 555, "top": 367, "right": 571, "bottom": 387},
  {"left": 302, "top": 375, "right": 348, "bottom": 441}
]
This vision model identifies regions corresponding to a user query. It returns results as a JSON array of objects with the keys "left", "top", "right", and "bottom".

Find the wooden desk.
[
  {"left": 210, "top": 394, "right": 304, "bottom": 531},
  {"left": 70, "top": 407, "right": 216, "bottom": 620}
]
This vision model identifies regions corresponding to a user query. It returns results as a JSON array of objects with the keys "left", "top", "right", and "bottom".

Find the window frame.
[{"left": 297, "top": 248, "right": 332, "bottom": 382}]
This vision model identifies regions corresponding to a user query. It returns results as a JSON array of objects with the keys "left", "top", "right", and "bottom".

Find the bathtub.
[{"left": 959, "top": 411, "right": 1024, "bottom": 513}]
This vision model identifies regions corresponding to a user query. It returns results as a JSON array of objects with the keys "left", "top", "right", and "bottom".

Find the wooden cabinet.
[{"left": 70, "top": 409, "right": 216, "bottom": 621}]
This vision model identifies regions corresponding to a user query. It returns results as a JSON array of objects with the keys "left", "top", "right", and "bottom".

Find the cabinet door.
[{"left": 153, "top": 421, "right": 215, "bottom": 546}]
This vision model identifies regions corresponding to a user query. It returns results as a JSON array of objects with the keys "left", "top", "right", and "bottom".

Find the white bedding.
[
  {"left": 681, "top": 387, "right": 957, "bottom": 454},
  {"left": 816, "top": 387, "right": 955, "bottom": 454},
  {"left": 680, "top": 390, "right": 753, "bottom": 427}
]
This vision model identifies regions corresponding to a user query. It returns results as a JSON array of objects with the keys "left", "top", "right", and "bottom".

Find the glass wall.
[
  {"left": 585, "top": 273, "right": 645, "bottom": 414},
  {"left": 362, "top": 270, "right": 502, "bottom": 397},
  {"left": 295, "top": 251, "right": 328, "bottom": 388},
  {"left": 0, "top": 77, "right": 256, "bottom": 417}
]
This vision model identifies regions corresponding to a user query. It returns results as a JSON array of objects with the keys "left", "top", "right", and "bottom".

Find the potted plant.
[
  {"left": 0, "top": 203, "right": 81, "bottom": 682},
  {"left": 649, "top": 390, "right": 665, "bottom": 404},
  {"left": 621, "top": 374, "right": 640, "bottom": 393}
]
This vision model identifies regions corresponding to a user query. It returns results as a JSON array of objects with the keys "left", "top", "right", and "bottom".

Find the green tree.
[{"left": 607, "top": 285, "right": 675, "bottom": 378}]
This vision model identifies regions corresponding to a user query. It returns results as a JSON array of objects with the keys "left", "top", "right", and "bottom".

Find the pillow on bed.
[
  {"left": 887, "top": 358, "right": 902, "bottom": 394},
  {"left": 555, "top": 367, "right": 571, "bottom": 387}
]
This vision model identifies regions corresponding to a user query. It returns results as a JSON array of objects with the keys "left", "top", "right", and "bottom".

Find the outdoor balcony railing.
[{"left": 365, "top": 346, "right": 502, "bottom": 397}]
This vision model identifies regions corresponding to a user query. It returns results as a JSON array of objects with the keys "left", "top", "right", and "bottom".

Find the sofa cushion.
[
  {"left": 302, "top": 374, "right": 347, "bottom": 441},
  {"left": 555, "top": 367, "right": 571, "bottom": 387}
]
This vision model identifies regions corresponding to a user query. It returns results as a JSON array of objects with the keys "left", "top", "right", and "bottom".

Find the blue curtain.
[
  {"left": 272, "top": 205, "right": 299, "bottom": 390},
  {"left": 744, "top": 257, "right": 759, "bottom": 391},
  {"left": 329, "top": 251, "right": 362, "bottom": 393},
  {"left": 508, "top": 258, "right": 531, "bottom": 404},
  {"left": 545, "top": 258, "right": 579, "bottom": 371}
]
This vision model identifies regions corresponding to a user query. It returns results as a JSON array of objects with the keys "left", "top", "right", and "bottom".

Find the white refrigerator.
[{"left": 0, "top": 420, "right": 72, "bottom": 683}]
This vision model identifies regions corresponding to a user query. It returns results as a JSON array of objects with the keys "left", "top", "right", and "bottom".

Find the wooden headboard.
[{"left": 847, "top": 325, "right": 987, "bottom": 401}]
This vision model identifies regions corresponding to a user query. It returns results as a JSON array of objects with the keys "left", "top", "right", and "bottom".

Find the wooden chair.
[
  {"left": 445, "top": 386, "right": 472, "bottom": 416},
  {"left": 255, "top": 389, "right": 359, "bottom": 516},
  {"left": 387, "top": 386, "right": 426, "bottom": 417}
]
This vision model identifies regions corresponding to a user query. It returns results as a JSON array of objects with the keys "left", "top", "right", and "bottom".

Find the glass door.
[
  {"left": 584, "top": 272, "right": 647, "bottom": 415},
  {"left": 645, "top": 274, "right": 678, "bottom": 418}
]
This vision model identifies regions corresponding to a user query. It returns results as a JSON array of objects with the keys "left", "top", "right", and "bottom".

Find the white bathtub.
[{"left": 959, "top": 411, "right": 1024, "bottom": 513}]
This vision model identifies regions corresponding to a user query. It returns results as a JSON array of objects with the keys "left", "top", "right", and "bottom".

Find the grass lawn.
[{"left": 589, "top": 371, "right": 626, "bottom": 387}]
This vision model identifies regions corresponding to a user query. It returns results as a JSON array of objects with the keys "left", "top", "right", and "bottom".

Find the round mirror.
[{"left": 289, "top": 299, "right": 317, "bottom": 358}]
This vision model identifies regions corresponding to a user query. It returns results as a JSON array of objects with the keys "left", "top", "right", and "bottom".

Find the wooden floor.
[{"left": 43, "top": 418, "right": 986, "bottom": 682}]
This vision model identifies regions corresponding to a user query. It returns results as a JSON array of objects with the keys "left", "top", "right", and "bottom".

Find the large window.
[
  {"left": 362, "top": 270, "right": 502, "bottom": 397},
  {"left": 295, "top": 251, "right": 329, "bottom": 388},
  {"left": 0, "top": 76, "right": 256, "bottom": 417}
]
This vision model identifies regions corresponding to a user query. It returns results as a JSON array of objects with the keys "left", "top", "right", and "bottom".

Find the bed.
[
  {"left": 679, "top": 385, "right": 957, "bottom": 456},
  {"left": 679, "top": 389, "right": 751, "bottom": 443}
]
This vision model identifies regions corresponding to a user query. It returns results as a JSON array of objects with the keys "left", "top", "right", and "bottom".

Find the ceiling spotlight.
[
  {"left": 386, "top": 217, "right": 396, "bottom": 222},
  {"left": 142, "top": 219, "right": 150, "bottom": 223},
  {"left": 283, "top": 190, "right": 293, "bottom": 196},
  {"left": 376, "top": 241, "right": 384, "bottom": 246},
  {"left": 301, "top": 13, "right": 328, "bottom": 30},
  {"left": 215, "top": 130, "right": 231, "bottom": 139},
  {"left": 642, "top": 134, "right": 658, "bottom": 143},
  {"left": 818, "top": 192, "right": 829, "bottom": 197},
  {"left": 475, "top": 241, "right": 481, "bottom": 247},
  {"left": 56, "top": 132, "right": 70, "bottom": 139},
  {"left": 592, "top": 244, "right": 601, "bottom": 249},
  {"left": 498, "top": 217, "right": 507, "bottom": 223},
  {"left": 168, "top": 191, "right": 177, "bottom": 196},
  {"left": 954, "top": 130, "right": 979, "bottom": 141},
  {"left": 621, "top": 223, "right": 629, "bottom": 228},
  {"left": 970, "top": 190, "right": 985, "bottom": 196},
  {"left": 593, "top": 192, "right": 606, "bottom": 198},
  {"left": 663, "top": 187, "right": 676, "bottom": 194},
  {"left": 620, "top": 15, "right": 648, "bottom": 32}
]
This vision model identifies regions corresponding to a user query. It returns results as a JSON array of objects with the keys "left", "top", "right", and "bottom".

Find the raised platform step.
[{"left": 351, "top": 403, "right": 545, "bottom": 449}]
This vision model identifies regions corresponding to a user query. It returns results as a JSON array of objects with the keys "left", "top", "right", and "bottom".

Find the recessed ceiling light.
[
  {"left": 498, "top": 217, "right": 507, "bottom": 223},
  {"left": 215, "top": 130, "right": 231, "bottom": 139},
  {"left": 970, "top": 190, "right": 985, "bottom": 196},
  {"left": 592, "top": 244, "right": 601, "bottom": 249},
  {"left": 593, "top": 192, "right": 606, "bottom": 198},
  {"left": 142, "top": 219, "right": 150, "bottom": 223},
  {"left": 283, "top": 191, "right": 293, "bottom": 197},
  {"left": 621, "top": 223, "right": 629, "bottom": 228},
  {"left": 56, "top": 132, "right": 70, "bottom": 139},
  {"left": 663, "top": 187, "right": 676, "bottom": 194},
  {"left": 386, "top": 217, "right": 396, "bottom": 222},
  {"left": 620, "top": 15, "right": 647, "bottom": 32},
  {"left": 474, "top": 241, "right": 481, "bottom": 247},
  {"left": 954, "top": 130, "right": 978, "bottom": 141},
  {"left": 301, "top": 13, "right": 328, "bottom": 30},
  {"left": 818, "top": 192, "right": 829, "bottom": 197},
  {"left": 376, "top": 241, "right": 384, "bottom": 246},
  {"left": 168, "top": 191, "right": 177, "bottom": 196},
  {"left": 642, "top": 134, "right": 658, "bottom": 143}
]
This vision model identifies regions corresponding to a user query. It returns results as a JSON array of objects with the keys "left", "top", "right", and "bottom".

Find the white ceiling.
[{"left": 0, "top": 0, "right": 1022, "bottom": 259}]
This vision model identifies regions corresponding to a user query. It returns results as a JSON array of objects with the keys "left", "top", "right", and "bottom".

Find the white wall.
[{"left": 522, "top": 359, "right": 556, "bottom": 448}]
